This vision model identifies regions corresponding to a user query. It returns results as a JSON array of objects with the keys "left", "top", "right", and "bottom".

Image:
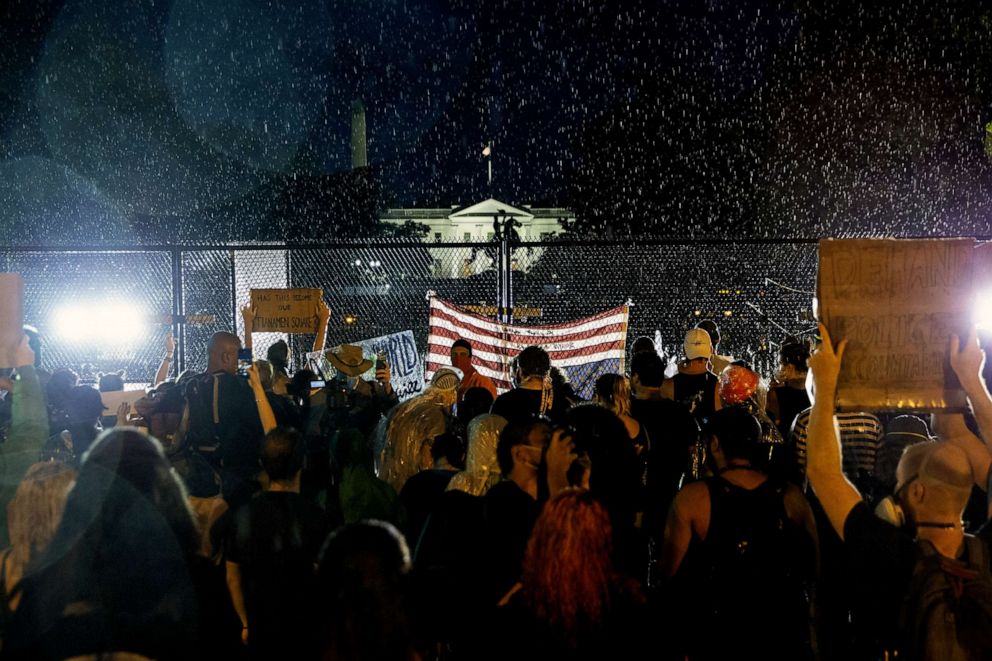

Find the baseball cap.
[
  {"left": 684, "top": 328, "right": 713, "bottom": 360},
  {"left": 876, "top": 415, "right": 932, "bottom": 491}
]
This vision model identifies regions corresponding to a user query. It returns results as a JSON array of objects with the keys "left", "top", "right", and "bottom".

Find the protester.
[
  {"left": 486, "top": 489, "right": 648, "bottom": 660},
  {"left": 766, "top": 336, "right": 812, "bottom": 440},
  {"left": 377, "top": 366, "right": 460, "bottom": 493},
  {"left": 695, "top": 319, "right": 734, "bottom": 374},
  {"left": 0, "top": 462, "right": 75, "bottom": 614},
  {"left": 492, "top": 345, "right": 568, "bottom": 425},
  {"left": 315, "top": 521, "right": 420, "bottom": 660},
  {"left": 225, "top": 427, "right": 330, "bottom": 659},
  {"left": 661, "top": 328, "right": 719, "bottom": 426},
  {"left": 451, "top": 338, "right": 497, "bottom": 402},
  {"left": 182, "top": 331, "right": 266, "bottom": 506},
  {"left": 594, "top": 373, "right": 644, "bottom": 445},
  {"left": 660, "top": 406, "right": 818, "bottom": 660},
  {"left": 0, "top": 337, "right": 49, "bottom": 548},
  {"left": 322, "top": 343, "right": 398, "bottom": 440},
  {"left": 628, "top": 350, "right": 698, "bottom": 545},
  {"left": 7, "top": 427, "right": 241, "bottom": 659},
  {"left": 399, "top": 430, "right": 463, "bottom": 545},
  {"left": 806, "top": 324, "right": 992, "bottom": 659}
]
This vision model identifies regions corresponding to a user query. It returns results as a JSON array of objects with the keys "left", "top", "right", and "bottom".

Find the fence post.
[
  {"left": 171, "top": 248, "right": 185, "bottom": 373},
  {"left": 495, "top": 214, "right": 516, "bottom": 324},
  {"left": 229, "top": 250, "right": 238, "bottom": 348}
]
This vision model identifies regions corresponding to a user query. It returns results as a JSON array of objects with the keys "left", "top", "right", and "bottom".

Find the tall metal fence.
[{"left": 3, "top": 239, "right": 823, "bottom": 385}]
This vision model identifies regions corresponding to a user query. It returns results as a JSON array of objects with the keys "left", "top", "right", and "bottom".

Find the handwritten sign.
[
  {"left": 307, "top": 330, "right": 423, "bottom": 401},
  {"left": 0, "top": 274, "right": 23, "bottom": 369},
  {"left": 250, "top": 288, "right": 323, "bottom": 334},
  {"left": 818, "top": 239, "right": 974, "bottom": 411}
]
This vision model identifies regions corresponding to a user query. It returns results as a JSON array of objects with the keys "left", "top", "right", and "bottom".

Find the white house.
[{"left": 380, "top": 198, "right": 573, "bottom": 278}]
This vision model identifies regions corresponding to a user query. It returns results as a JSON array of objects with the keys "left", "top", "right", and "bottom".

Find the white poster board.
[{"left": 308, "top": 330, "right": 423, "bottom": 401}]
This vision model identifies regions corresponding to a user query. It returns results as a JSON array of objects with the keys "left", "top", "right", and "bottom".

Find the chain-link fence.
[{"left": 2, "top": 239, "right": 822, "bottom": 385}]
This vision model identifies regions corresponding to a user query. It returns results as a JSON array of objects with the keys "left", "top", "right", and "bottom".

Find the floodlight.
[{"left": 52, "top": 301, "right": 148, "bottom": 344}]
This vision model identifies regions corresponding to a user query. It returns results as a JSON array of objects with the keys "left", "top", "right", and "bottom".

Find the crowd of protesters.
[{"left": 0, "top": 309, "right": 991, "bottom": 660}]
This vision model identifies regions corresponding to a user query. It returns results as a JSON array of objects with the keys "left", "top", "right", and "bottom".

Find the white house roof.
[{"left": 448, "top": 198, "right": 534, "bottom": 220}]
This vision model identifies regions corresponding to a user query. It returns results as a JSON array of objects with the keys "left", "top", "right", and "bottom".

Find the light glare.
[
  {"left": 976, "top": 292, "right": 992, "bottom": 330},
  {"left": 53, "top": 301, "right": 148, "bottom": 344}
]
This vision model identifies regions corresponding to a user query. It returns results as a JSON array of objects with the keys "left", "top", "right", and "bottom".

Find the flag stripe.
[
  {"left": 426, "top": 296, "right": 629, "bottom": 398},
  {"left": 428, "top": 317, "right": 628, "bottom": 349},
  {"left": 430, "top": 298, "right": 627, "bottom": 336},
  {"left": 426, "top": 340, "right": 624, "bottom": 366}
]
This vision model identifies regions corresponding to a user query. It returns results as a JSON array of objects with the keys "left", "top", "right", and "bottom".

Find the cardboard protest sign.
[
  {"left": 0, "top": 274, "right": 24, "bottom": 369},
  {"left": 250, "top": 288, "right": 323, "bottom": 333},
  {"left": 307, "top": 330, "right": 423, "bottom": 401},
  {"left": 975, "top": 242, "right": 992, "bottom": 291},
  {"left": 100, "top": 388, "right": 148, "bottom": 414},
  {"left": 817, "top": 239, "right": 974, "bottom": 412}
]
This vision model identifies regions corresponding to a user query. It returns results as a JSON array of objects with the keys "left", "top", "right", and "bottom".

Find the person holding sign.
[
  {"left": 0, "top": 335, "right": 49, "bottom": 547},
  {"left": 242, "top": 295, "right": 330, "bottom": 357},
  {"left": 805, "top": 323, "right": 992, "bottom": 659}
]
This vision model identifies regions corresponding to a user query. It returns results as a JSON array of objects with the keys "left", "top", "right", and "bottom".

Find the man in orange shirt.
[{"left": 451, "top": 339, "right": 498, "bottom": 403}]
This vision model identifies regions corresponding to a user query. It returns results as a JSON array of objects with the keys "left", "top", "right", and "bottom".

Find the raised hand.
[
  {"left": 165, "top": 332, "right": 176, "bottom": 355},
  {"left": 246, "top": 364, "right": 263, "bottom": 392},
  {"left": 808, "top": 323, "right": 846, "bottom": 395},
  {"left": 116, "top": 401, "right": 131, "bottom": 426},
  {"left": 546, "top": 427, "right": 578, "bottom": 495},
  {"left": 950, "top": 325, "right": 986, "bottom": 390},
  {"left": 13, "top": 335, "right": 34, "bottom": 369}
]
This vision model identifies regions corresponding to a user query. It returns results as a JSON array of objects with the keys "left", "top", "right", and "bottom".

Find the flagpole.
[{"left": 483, "top": 142, "right": 492, "bottom": 191}]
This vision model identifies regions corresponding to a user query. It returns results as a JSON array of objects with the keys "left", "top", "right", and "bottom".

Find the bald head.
[
  {"left": 208, "top": 332, "right": 241, "bottom": 375},
  {"left": 899, "top": 442, "right": 973, "bottom": 520}
]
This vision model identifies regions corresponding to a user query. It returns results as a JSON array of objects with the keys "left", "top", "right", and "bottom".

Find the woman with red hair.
[{"left": 487, "top": 489, "right": 648, "bottom": 659}]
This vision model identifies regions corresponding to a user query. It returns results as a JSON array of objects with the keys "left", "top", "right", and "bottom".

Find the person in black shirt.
[
  {"left": 660, "top": 407, "right": 818, "bottom": 660},
  {"left": 225, "top": 427, "right": 331, "bottom": 660},
  {"left": 661, "top": 328, "right": 719, "bottom": 427},
  {"left": 806, "top": 324, "right": 992, "bottom": 657},
  {"left": 491, "top": 346, "right": 568, "bottom": 426},
  {"left": 766, "top": 337, "right": 812, "bottom": 441},
  {"left": 399, "top": 431, "right": 462, "bottom": 545},
  {"left": 629, "top": 351, "right": 699, "bottom": 542},
  {"left": 184, "top": 332, "right": 265, "bottom": 505}
]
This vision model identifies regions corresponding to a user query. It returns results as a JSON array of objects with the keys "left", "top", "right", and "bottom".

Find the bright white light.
[
  {"left": 52, "top": 301, "right": 148, "bottom": 344},
  {"left": 976, "top": 291, "right": 992, "bottom": 330}
]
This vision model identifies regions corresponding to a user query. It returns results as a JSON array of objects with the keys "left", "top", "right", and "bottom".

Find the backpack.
[
  {"left": 900, "top": 536, "right": 992, "bottom": 661},
  {"left": 693, "top": 476, "right": 816, "bottom": 658},
  {"left": 179, "top": 373, "right": 224, "bottom": 467}
]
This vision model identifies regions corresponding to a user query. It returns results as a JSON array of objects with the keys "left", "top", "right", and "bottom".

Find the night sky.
[{"left": 2, "top": 0, "right": 991, "bottom": 242}]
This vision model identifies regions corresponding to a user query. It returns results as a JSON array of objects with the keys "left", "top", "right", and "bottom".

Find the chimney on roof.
[{"left": 351, "top": 100, "right": 368, "bottom": 170}]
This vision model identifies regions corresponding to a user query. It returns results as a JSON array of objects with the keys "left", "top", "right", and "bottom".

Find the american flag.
[{"left": 425, "top": 296, "right": 630, "bottom": 399}]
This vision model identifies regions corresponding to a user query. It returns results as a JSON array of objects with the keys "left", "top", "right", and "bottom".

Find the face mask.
[
  {"left": 518, "top": 445, "right": 543, "bottom": 470},
  {"left": 874, "top": 496, "right": 907, "bottom": 528},
  {"left": 452, "top": 354, "right": 472, "bottom": 374},
  {"left": 874, "top": 482, "right": 959, "bottom": 535}
]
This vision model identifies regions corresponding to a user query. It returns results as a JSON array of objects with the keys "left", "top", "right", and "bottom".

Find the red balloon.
[{"left": 719, "top": 365, "right": 759, "bottom": 405}]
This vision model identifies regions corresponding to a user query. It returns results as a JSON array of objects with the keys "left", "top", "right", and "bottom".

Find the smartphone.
[
  {"left": 375, "top": 351, "right": 387, "bottom": 381},
  {"left": 310, "top": 380, "right": 326, "bottom": 389},
  {"left": 237, "top": 348, "right": 253, "bottom": 378}
]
